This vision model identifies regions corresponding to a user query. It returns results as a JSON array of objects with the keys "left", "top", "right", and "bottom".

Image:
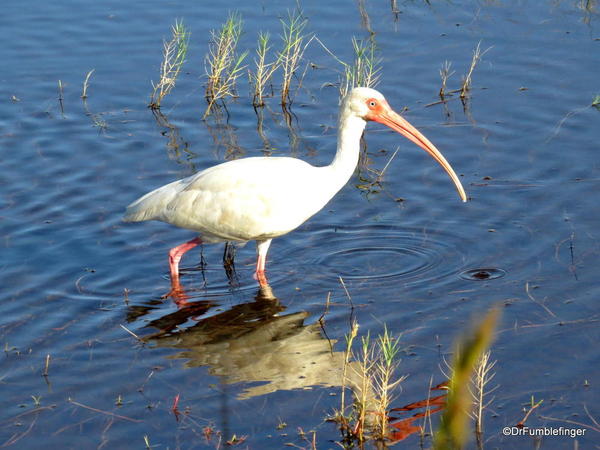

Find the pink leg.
[
  {"left": 166, "top": 237, "right": 201, "bottom": 295},
  {"left": 254, "top": 239, "right": 272, "bottom": 287}
]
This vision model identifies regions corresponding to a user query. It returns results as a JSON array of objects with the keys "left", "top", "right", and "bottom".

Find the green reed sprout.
[
  {"left": 150, "top": 20, "right": 189, "bottom": 109},
  {"left": 204, "top": 12, "right": 248, "bottom": 117}
]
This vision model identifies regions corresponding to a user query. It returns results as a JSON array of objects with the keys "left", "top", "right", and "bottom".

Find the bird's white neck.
[{"left": 326, "top": 113, "right": 367, "bottom": 192}]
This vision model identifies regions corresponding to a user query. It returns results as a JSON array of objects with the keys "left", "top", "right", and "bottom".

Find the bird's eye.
[{"left": 367, "top": 99, "right": 378, "bottom": 109}]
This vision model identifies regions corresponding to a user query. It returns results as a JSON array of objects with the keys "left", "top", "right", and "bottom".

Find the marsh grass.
[
  {"left": 460, "top": 41, "right": 490, "bottom": 100},
  {"left": 373, "top": 326, "right": 404, "bottom": 438},
  {"left": 434, "top": 307, "right": 500, "bottom": 450},
  {"left": 427, "top": 43, "right": 490, "bottom": 110},
  {"left": 249, "top": 32, "right": 280, "bottom": 107},
  {"left": 336, "top": 323, "right": 405, "bottom": 445},
  {"left": 204, "top": 12, "right": 248, "bottom": 117},
  {"left": 277, "top": 10, "right": 309, "bottom": 107},
  {"left": 149, "top": 20, "right": 189, "bottom": 110},
  {"left": 340, "top": 37, "right": 382, "bottom": 101}
]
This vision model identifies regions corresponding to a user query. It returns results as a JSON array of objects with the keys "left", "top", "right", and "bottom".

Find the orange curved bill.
[{"left": 371, "top": 105, "right": 467, "bottom": 202}]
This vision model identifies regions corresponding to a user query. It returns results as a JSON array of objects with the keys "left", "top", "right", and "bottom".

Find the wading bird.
[{"left": 125, "top": 88, "right": 467, "bottom": 294}]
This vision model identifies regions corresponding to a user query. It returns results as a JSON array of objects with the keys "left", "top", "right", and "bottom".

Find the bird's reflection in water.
[
  {"left": 125, "top": 275, "right": 446, "bottom": 443},
  {"left": 129, "top": 284, "right": 351, "bottom": 400}
]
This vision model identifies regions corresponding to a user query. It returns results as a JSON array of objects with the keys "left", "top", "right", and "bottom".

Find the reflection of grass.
[
  {"left": 149, "top": 20, "right": 189, "bottom": 110},
  {"left": 204, "top": 12, "right": 248, "bottom": 117}
]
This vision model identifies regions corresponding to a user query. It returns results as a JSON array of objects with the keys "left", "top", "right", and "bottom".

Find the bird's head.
[{"left": 343, "top": 87, "right": 467, "bottom": 202}]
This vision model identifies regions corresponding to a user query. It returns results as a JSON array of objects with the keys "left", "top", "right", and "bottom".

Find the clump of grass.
[
  {"left": 277, "top": 10, "right": 309, "bottom": 107},
  {"left": 340, "top": 37, "right": 382, "bottom": 101},
  {"left": 434, "top": 307, "right": 501, "bottom": 450},
  {"left": 249, "top": 32, "right": 280, "bottom": 108},
  {"left": 204, "top": 12, "right": 248, "bottom": 117},
  {"left": 149, "top": 20, "right": 190, "bottom": 110},
  {"left": 336, "top": 323, "right": 405, "bottom": 445},
  {"left": 373, "top": 326, "right": 404, "bottom": 438},
  {"left": 460, "top": 41, "right": 490, "bottom": 100}
]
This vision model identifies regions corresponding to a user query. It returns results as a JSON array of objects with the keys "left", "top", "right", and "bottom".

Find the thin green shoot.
[
  {"left": 150, "top": 20, "right": 190, "bottom": 110},
  {"left": 204, "top": 12, "right": 248, "bottom": 117},
  {"left": 249, "top": 32, "right": 280, "bottom": 107},
  {"left": 340, "top": 37, "right": 382, "bottom": 101},
  {"left": 277, "top": 10, "right": 309, "bottom": 106},
  {"left": 341, "top": 320, "right": 359, "bottom": 420},
  {"left": 373, "top": 325, "right": 404, "bottom": 438}
]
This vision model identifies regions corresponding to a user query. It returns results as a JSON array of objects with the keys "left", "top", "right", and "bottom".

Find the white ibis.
[{"left": 125, "top": 87, "right": 467, "bottom": 293}]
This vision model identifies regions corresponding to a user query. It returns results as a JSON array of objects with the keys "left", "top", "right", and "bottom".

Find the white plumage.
[{"left": 125, "top": 88, "right": 466, "bottom": 293}]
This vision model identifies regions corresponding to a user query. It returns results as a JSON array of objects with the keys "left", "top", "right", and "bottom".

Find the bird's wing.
[{"left": 124, "top": 157, "right": 326, "bottom": 241}]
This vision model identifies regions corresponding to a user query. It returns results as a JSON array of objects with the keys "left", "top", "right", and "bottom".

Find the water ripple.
[{"left": 297, "top": 224, "right": 468, "bottom": 289}]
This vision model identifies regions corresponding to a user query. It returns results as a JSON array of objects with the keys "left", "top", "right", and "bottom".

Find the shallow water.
[{"left": 1, "top": 1, "right": 599, "bottom": 448}]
